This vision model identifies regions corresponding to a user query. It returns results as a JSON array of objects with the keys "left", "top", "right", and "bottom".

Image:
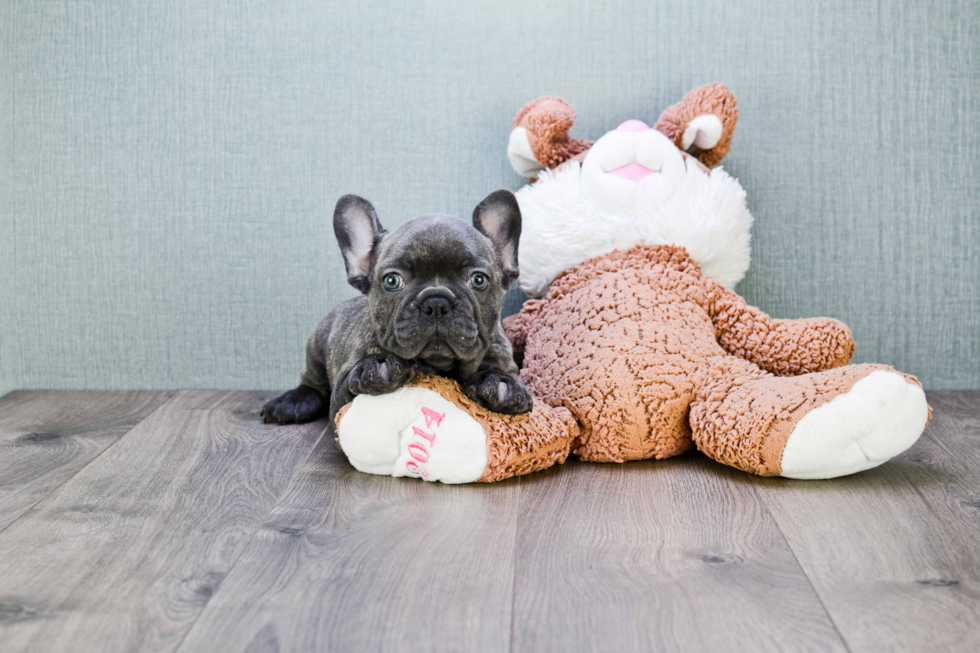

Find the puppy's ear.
[
  {"left": 473, "top": 190, "right": 521, "bottom": 290},
  {"left": 333, "top": 194, "right": 387, "bottom": 293}
]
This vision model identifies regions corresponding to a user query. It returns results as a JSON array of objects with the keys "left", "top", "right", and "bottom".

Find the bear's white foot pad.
[
  {"left": 338, "top": 387, "right": 488, "bottom": 484},
  {"left": 780, "top": 370, "right": 929, "bottom": 479}
]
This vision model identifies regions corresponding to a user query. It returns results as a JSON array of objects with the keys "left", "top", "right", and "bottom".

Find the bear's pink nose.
[{"left": 617, "top": 119, "right": 650, "bottom": 133}]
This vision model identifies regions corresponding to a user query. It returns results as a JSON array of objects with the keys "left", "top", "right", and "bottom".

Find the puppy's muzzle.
[{"left": 416, "top": 286, "right": 456, "bottom": 319}]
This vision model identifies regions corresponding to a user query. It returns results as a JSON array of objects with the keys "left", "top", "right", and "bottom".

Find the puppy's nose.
[
  {"left": 421, "top": 297, "right": 452, "bottom": 318},
  {"left": 417, "top": 286, "right": 456, "bottom": 318}
]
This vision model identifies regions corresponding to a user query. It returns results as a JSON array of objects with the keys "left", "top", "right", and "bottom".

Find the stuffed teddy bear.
[{"left": 335, "top": 84, "right": 930, "bottom": 483}]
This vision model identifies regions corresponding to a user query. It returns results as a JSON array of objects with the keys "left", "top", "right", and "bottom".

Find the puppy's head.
[{"left": 334, "top": 190, "right": 521, "bottom": 369}]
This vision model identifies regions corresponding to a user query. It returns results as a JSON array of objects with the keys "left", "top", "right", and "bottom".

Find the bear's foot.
[
  {"left": 335, "top": 375, "right": 579, "bottom": 484},
  {"left": 691, "top": 362, "right": 929, "bottom": 479},
  {"left": 779, "top": 370, "right": 928, "bottom": 479},
  {"left": 337, "top": 385, "right": 490, "bottom": 484}
]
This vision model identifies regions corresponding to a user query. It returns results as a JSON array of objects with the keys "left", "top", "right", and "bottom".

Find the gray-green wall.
[{"left": 2, "top": 0, "right": 978, "bottom": 394}]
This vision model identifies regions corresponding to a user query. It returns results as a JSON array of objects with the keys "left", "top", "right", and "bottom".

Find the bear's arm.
[
  {"left": 700, "top": 277, "right": 855, "bottom": 376},
  {"left": 501, "top": 298, "right": 549, "bottom": 368}
]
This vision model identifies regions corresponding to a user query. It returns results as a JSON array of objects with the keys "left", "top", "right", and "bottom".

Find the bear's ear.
[
  {"left": 654, "top": 83, "right": 738, "bottom": 168},
  {"left": 508, "top": 97, "right": 594, "bottom": 178}
]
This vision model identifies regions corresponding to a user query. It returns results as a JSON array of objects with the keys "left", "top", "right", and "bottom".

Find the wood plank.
[
  {"left": 177, "top": 432, "right": 521, "bottom": 653},
  {"left": 0, "top": 391, "right": 324, "bottom": 653},
  {"left": 511, "top": 456, "right": 847, "bottom": 652},
  {"left": 0, "top": 391, "right": 174, "bottom": 532},
  {"left": 753, "top": 391, "right": 980, "bottom": 653}
]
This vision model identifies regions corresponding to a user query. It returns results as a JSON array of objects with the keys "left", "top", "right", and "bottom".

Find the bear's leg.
[
  {"left": 336, "top": 376, "right": 578, "bottom": 484},
  {"left": 690, "top": 357, "right": 929, "bottom": 479}
]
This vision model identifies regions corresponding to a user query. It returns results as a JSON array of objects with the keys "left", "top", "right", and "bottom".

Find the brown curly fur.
[
  {"left": 512, "top": 97, "right": 593, "bottom": 169},
  {"left": 654, "top": 83, "right": 739, "bottom": 168},
  {"left": 504, "top": 244, "right": 923, "bottom": 475}
]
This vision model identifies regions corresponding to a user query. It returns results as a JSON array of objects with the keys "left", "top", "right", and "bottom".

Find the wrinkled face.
[
  {"left": 581, "top": 120, "right": 688, "bottom": 216},
  {"left": 368, "top": 216, "right": 504, "bottom": 370}
]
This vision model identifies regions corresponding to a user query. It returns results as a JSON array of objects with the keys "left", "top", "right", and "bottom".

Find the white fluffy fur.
[
  {"left": 683, "top": 114, "right": 724, "bottom": 151},
  {"left": 508, "top": 127, "right": 546, "bottom": 178},
  {"left": 515, "top": 159, "right": 753, "bottom": 297}
]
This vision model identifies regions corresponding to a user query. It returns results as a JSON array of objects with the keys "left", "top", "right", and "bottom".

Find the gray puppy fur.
[{"left": 261, "top": 189, "right": 533, "bottom": 424}]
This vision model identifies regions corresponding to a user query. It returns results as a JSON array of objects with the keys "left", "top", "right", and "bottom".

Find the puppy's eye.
[
  {"left": 469, "top": 272, "right": 489, "bottom": 290},
  {"left": 382, "top": 273, "right": 403, "bottom": 291}
]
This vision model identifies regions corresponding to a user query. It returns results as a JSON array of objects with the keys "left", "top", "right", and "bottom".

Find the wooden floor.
[{"left": 0, "top": 391, "right": 977, "bottom": 652}]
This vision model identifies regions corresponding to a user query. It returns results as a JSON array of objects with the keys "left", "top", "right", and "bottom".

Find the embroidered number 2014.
[{"left": 405, "top": 407, "right": 446, "bottom": 478}]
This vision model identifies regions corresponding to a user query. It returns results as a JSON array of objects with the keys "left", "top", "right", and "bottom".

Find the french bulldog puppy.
[{"left": 261, "top": 190, "right": 533, "bottom": 424}]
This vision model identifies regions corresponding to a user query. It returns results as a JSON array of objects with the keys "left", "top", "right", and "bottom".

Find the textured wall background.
[{"left": 1, "top": 0, "right": 978, "bottom": 395}]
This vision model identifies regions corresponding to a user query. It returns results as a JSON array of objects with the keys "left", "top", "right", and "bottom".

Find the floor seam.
[
  {"left": 751, "top": 482, "right": 853, "bottom": 653},
  {"left": 0, "top": 390, "right": 178, "bottom": 538},
  {"left": 171, "top": 418, "right": 331, "bottom": 653},
  {"left": 508, "top": 476, "right": 521, "bottom": 653}
]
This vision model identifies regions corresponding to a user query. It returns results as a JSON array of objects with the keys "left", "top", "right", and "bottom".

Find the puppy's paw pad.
[
  {"left": 261, "top": 387, "right": 327, "bottom": 424},
  {"left": 338, "top": 388, "right": 487, "bottom": 483},
  {"left": 465, "top": 371, "right": 533, "bottom": 415},
  {"left": 348, "top": 354, "right": 417, "bottom": 396}
]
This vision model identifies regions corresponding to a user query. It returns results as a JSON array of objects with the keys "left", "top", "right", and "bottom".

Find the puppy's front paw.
[
  {"left": 347, "top": 354, "right": 418, "bottom": 396},
  {"left": 261, "top": 386, "right": 328, "bottom": 424},
  {"left": 464, "top": 370, "right": 533, "bottom": 415}
]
